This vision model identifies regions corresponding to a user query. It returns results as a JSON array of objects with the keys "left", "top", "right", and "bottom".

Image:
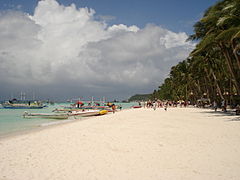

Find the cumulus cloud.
[{"left": 0, "top": 0, "right": 194, "bottom": 100}]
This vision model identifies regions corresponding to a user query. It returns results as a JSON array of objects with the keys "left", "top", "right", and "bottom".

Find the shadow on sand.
[
  {"left": 195, "top": 108, "right": 240, "bottom": 121},
  {"left": 229, "top": 117, "right": 240, "bottom": 121}
]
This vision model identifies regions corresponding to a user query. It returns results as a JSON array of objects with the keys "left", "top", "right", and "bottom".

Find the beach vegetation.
[
  {"left": 152, "top": 0, "right": 240, "bottom": 107},
  {"left": 128, "top": 94, "right": 151, "bottom": 102}
]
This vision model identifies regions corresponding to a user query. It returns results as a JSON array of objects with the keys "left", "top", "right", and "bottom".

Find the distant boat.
[
  {"left": 1, "top": 99, "right": 46, "bottom": 109},
  {"left": 131, "top": 105, "right": 142, "bottom": 108}
]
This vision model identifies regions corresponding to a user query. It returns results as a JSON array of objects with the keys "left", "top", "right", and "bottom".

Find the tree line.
[{"left": 151, "top": 0, "right": 240, "bottom": 106}]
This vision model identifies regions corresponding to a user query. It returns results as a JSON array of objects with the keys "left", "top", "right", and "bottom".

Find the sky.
[{"left": 0, "top": 0, "right": 218, "bottom": 101}]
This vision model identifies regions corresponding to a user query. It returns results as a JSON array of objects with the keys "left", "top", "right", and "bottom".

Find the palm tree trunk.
[
  {"left": 203, "top": 67, "right": 214, "bottom": 99},
  {"left": 219, "top": 43, "right": 240, "bottom": 95},
  {"left": 233, "top": 48, "right": 240, "bottom": 70},
  {"left": 210, "top": 69, "right": 224, "bottom": 99},
  {"left": 196, "top": 80, "right": 201, "bottom": 98},
  {"left": 206, "top": 58, "right": 224, "bottom": 100},
  {"left": 203, "top": 77, "right": 209, "bottom": 97},
  {"left": 231, "top": 40, "right": 240, "bottom": 70}
]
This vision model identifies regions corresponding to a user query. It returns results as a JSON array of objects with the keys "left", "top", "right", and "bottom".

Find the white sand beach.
[{"left": 0, "top": 107, "right": 240, "bottom": 180}]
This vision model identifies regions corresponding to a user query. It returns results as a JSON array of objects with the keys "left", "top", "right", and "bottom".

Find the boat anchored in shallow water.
[
  {"left": 23, "top": 109, "right": 108, "bottom": 120},
  {"left": 68, "top": 109, "right": 108, "bottom": 117},
  {"left": 2, "top": 99, "right": 46, "bottom": 109},
  {"left": 23, "top": 112, "right": 69, "bottom": 119}
]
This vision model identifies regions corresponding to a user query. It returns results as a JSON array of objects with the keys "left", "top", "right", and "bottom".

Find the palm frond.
[
  {"left": 232, "top": 30, "right": 240, "bottom": 40},
  {"left": 216, "top": 27, "right": 240, "bottom": 42},
  {"left": 197, "top": 33, "right": 216, "bottom": 50},
  {"left": 217, "top": 15, "right": 240, "bottom": 28}
]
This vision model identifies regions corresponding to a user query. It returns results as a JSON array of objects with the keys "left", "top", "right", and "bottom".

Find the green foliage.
[
  {"left": 151, "top": 0, "right": 240, "bottom": 104},
  {"left": 216, "top": 27, "right": 240, "bottom": 42},
  {"left": 232, "top": 30, "right": 240, "bottom": 40},
  {"left": 128, "top": 94, "right": 151, "bottom": 102}
]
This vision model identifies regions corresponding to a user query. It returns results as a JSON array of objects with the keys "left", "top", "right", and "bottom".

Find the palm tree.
[
  {"left": 152, "top": 0, "right": 240, "bottom": 106},
  {"left": 189, "top": 0, "right": 240, "bottom": 94}
]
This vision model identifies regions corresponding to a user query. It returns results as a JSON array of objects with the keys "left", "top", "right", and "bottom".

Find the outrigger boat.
[
  {"left": 53, "top": 107, "right": 113, "bottom": 113},
  {"left": 23, "top": 112, "right": 68, "bottom": 119},
  {"left": 2, "top": 99, "right": 46, "bottom": 109},
  {"left": 23, "top": 109, "right": 108, "bottom": 119},
  {"left": 69, "top": 109, "right": 108, "bottom": 117},
  {"left": 65, "top": 100, "right": 117, "bottom": 112}
]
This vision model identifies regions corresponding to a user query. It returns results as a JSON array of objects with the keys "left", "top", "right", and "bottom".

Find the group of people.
[
  {"left": 138, "top": 100, "right": 191, "bottom": 111},
  {"left": 106, "top": 102, "right": 122, "bottom": 113},
  {"left": 73, "top": 101, "right": 123, "bottom": 114},
  {"left": 136, "top": 99, "right": 239, "bottom": 115},
  {"left": 213, "top": 100, "right": 240, "bottom": 115}
]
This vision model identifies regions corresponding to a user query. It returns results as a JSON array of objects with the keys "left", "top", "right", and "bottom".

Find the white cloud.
[
  {"left": 0, "top": 0, "right": 195, "bottom": 100},
  {"left": 108, "top": 24, "right": 139, "bottom": 33}
]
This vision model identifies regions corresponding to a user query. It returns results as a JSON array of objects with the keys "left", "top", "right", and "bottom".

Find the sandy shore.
[{"left": 0, "top": 107, "right": 240, "bottom": 180}]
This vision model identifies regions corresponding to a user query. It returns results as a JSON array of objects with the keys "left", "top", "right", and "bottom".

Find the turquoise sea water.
[{"left": 0, "top": 102, "right": 137, "bottom": 137}]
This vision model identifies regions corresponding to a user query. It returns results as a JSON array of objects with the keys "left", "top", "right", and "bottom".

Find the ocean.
[{"left": 0, "top": 102, "right": 137, "bottom": 138}]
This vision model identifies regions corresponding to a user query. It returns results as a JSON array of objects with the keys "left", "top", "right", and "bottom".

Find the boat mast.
[
  {"left": 23, "top": 92, "right": 26, "bottom": 100},
  {"left": 20, "top": 91, "right": 23, "bottom": 100},
  {"left": 33, "top": 92, "right": 35, "bottom": 100}
]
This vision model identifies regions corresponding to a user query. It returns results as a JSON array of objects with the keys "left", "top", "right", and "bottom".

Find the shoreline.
[
  {"left": 0, "top": 108, "right": 130, "bottom": 140},
  {"left": 0, "top": 106, "right": 238, "bottom": 140},
  {"left": 1, "top": 107, "right": 240, "bottom": 180},
  {"left": 0, "top": 103, "right": 135, "bottom": 139}
]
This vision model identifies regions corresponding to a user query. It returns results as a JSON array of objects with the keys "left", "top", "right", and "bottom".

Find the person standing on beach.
[
  {"left": 153, "top": 101, "right": 157, "bottom": 110},
  {"left": 164, "top": 101, "right": 168, "bottom": 111},
  {"left": 221, "top": 100, "right": 227, "bottom": 112},
  {"left": 213, "top": 101, "right": 217, "bottom": 111},
  {"left": 112, "top": 104, "right": 116, "bottom": 113},
  {"left": 119, "top": 104, "right": 122, "bottom": 111},
  {"left": 236, "top": 104, "right": 240, "bottom": 115}
]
